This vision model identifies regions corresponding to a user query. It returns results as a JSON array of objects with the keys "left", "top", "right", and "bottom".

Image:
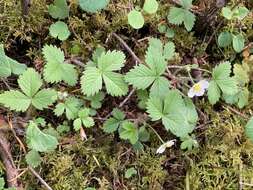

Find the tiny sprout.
[
  {"left": 156, "top": 139, "right": 176, "bottom": 154},
  {"left": 188, "top": 80, "right": 209, "bottom": 98}
]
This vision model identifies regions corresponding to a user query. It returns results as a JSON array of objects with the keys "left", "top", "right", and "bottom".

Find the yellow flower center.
[{"left": 193, "top": 83, "right": 201, "bottom": 92}]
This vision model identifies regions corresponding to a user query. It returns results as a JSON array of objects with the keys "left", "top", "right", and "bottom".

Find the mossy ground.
[{"left": 0, "top": 0, "right": 253, "bottom": 189}]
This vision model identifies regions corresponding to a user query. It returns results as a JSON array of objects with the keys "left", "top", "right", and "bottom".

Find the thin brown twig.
[
  {"left": 222, "top": 105, "right": 249, "bottom": 120},
  {"left": 111, "top": 33, "right": 142, "bottom": 64},
  {"left": 28, "top": 167, "right": 53, "bottom": 190}
]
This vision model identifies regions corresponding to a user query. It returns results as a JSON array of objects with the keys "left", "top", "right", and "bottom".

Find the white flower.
[
  {"left": 188, "top": 80, "right": 209, "bottom": 98},
  {"left": 156, "top": 139, "right": 176, "bottom": 154}
]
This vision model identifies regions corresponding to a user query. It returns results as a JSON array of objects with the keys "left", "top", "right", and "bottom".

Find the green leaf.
[
  {"left": 163, "top": 42, "right": 175, "bottom": 60},
  {"left": 137, "top": 90, "right": 149, "bottom": 109},
  {"left": 76, "top": 108, "right": 94, "bottom": 129},
  {"left": 0, "top": 90, "right": 31, "bottom": 112},
  {"left": 43, "top": 45, "right": 78, "bottom": 86},
  {"left": 218, "top": 32, "right": 232, "bottom": 47},
  {"left": 180, "top": 135, "right": 198, "bottom": 150},
  {"left": 222, "top": 7, "right": 233, "bottom": 19},
  {"left": 147, "top": 90, "right": 197, "bottom": 137},
  {"left": 48, "top": 0, "right": 69, "bottom": 19},
  {"left": 49, "top": 21, "right": 70, "bottom": 41},
  {"left": 212, "top": 62, "right": 238, "bottom": 95},
  {"left": 180, "top": 0, "right": 193, "bottom": 9},
  {"left": 0, "top": 44, "right": 26, "bottom": 77},
  {"left": 26, "top": 122, "right": 58, "bottom": 152},
  {"left": 103, "top": 72, "right": 128, "bottom": 96},
  {"left": 25, "top": 150, "right": 42, "bottom": 168},
  {"left": 233, "top": 63, "right": 249, "bottom": 85},
  {"left": 125, "top": 65, "right": 156, "bottom": 89},
  {"left": 128, "top": 10, "right": 144, "bottom": 29},
  {"left": 167, "top": 7, "right": 195, "bottom": 31},
  {"left": 150, "top": 77, "right": 170, "bottom": 98},
  {"left": 232, "top": 34, "right": 245, "bottom": 53},
  {"left": 112, "top": 108, "right": 125, "bottom": 120},
  {"left": 235, "top": 6, "right": 249, "bottom": 20},
  {"left": 98, "top": 51, "right": 125, "bottom": 72},
  {"left": 0, "top": 178, "right": 4, "bottom": 189},
  {"left": 245, "top": 117, "right": 253, "bottom": 143},
  {"left": 18, "top": 68, "right": 42, "bottom": 97},
  {"left": 125, "top": 167, "right": 137, "bottom": 179},
  {"left": 54, "top": 97, "right": 82, "bottom": 120},
  {"left": 81, "top": 50, "right": 128, "bottom": 96},
  {"left": 143, "top": 0, "right": 159, "bottom": 14},
  {"left": 81, "top": 67, "right": 102, "bottom": 96},
  {"left": 138, "top": 126, "right": 150, "bottom": 142},
  {"left": 207, "top": 80, "right": 221, "bottom": 105},
  {"left": 73, "top": 118, "right": 82, "bottom": 131},
  {"left": 238, "top": 88, "right": 249, "bottom": 108},
  {"left": 79, "top": 0, "right": 109, "bottom": 13},
  {"left": 103, "top": 118, "right": 121, "bottom": 133},
  {"left": 146, "top": 97, "right": 164, "bottom": 121},
  {"left": 85, "top": 92, "right": 105, "bottom": 109},
  {"left": 119, "top": 121, "right": 138, "bottom": 144},
  {"left": 32, "top": 89, "right": 57, "bottom": 110}
]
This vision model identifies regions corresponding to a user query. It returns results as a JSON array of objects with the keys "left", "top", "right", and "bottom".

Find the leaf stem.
[{"left": 146, "top": 123, "right": 165, "bottom": 144}]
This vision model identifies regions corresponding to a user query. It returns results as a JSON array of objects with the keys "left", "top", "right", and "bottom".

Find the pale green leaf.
[
  {"left": 232, "top": 34, "right": 245, "bottom": 53},
  {"left": 97, "top": 50, "right": 125, "bottom": 72},
  {"left": 183, "top": 10, "right": 195, "bottom": 31},
  {"left": 125, "top": 167, "right": 137, "bottom": 179},
  {"left": 103, "top": 72, "right": 128, "bottom": 96},
  {"left": 143, "top": 0, "right": 159, "bottom": 14},
  {"left": 32, "top": 89, "right": 57, "bottom": 110},
  {"left": 245, "top": 117, "right": 253, "bottom": 143},
  {"left": 49, "top": 21, "right": 70, "bottom": 41},
  {"left": 25, "top": 150, "right": 41, "bottom": 168},
  {"left": 125, "top": 65, "right": 156, "bottom": 89},
  {"left": 207, "top": 80, "right": 221, "bottom": 105},
  {"left": 48, "top": 0, "right": 69, "bottom": 19},
  {"left": 79, "top": 0, "right": 109, "bottom": 13},
  {"left": 150, "top": 77, "right": 170, "bottom": 98},
  {"left": 218, "top": 32, "right": 232, "bottom": 47},
  {"left": 18, "top": 68, "right": 42, "bottom": 97},
  {"left": 163, "top": 42, "right": 175, "bottom": 60},
  {"left": 81, "top": 67, "right": 102, "bottom": 96},
  {"left": 0, "top": 90, "right": 31, "bottom": 112},
  {"left": 119, "top": 121, "right": 138, "bottom": 144},
  {"left": 26, "top": 122, "right": 58, "bottom": 152},
  {"left": 43, "top": 45, "right": 78, "bottom": 86},
  {"left": 146, "top": 97, "right": 163, "bottom": 121},
  {"left": 222, "top": 7, "right": 233, "bottom": 19},
  {"left": 128, "top": 10, "right": 144, "bottom": 29}
]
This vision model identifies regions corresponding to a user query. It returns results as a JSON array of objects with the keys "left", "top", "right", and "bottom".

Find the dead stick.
[
  {"left": 0, "top": 131, "right": 20, "bottom": 188},
  {"left": 28, "top": 167, "right": 53, "bottom": 190}
]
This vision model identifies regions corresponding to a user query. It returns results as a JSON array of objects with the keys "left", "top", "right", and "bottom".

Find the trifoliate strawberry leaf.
[
  {"left": 49, "top": 21, "right": 70, "bottom": 41},
  {"left": 85, "top": 92, "right": 105, "bottom": 109},
  {"left": 43, "top": 45, "right": 78, "bottom": 86},
  {"left": 167, "top": 6, "right": 195, "bottom": 31},
  {"left": 125, "top": 38, "right": 173, "bottom": 98},
  {"left": 143, "top": 0, "right": 159, "bottom": 14},
  {"left": 119, "top": 121, "right": 139, "bottom": 144},
  {"left": 73, "top": 108, "right": 94, "bottom": 130},
  {"left": 54, "top": 97, "right": 82, "bottom": 120},
  {"left": 128, "top": 10, "right": 145, "bottom": 29},
  {"left": 147, "top": 90, "right": 197, "bottom": 138},
  {"left": 180, "top": 0, "right": 193, "bottom": 9},
  {"left": 103, "top": 108, "right": 125, "bottom": 133},
  {"left": 81, "top": 50, "right": 128, "bottom": 96},
  {"left": 26, "top": 122, "right": 58, "bottom": 152},
  {"left": 25, "top": 150, "right": 42, "bottom": 168},
  {"left": 0, "top": 68, "right": 57, "bottom": 111},
  {"left": 48, "top": 0, "right": 69, "bottom": 19},
  {"left": 79, "top": 0, "right": 109, "bottom": 13}
]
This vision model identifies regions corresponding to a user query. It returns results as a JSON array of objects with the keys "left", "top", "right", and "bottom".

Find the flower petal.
[
  {"left": 199, "top": 80, "right": 209, "bottom": 89},
  {"left": 188, "top": 87, "right": 196, "bottom": 98},
  {"left": 195, "top": 88, "right": 205, "bottom": 97},
  {"left": 156, "top": 144, "right": 166, "bottom": 154}
]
